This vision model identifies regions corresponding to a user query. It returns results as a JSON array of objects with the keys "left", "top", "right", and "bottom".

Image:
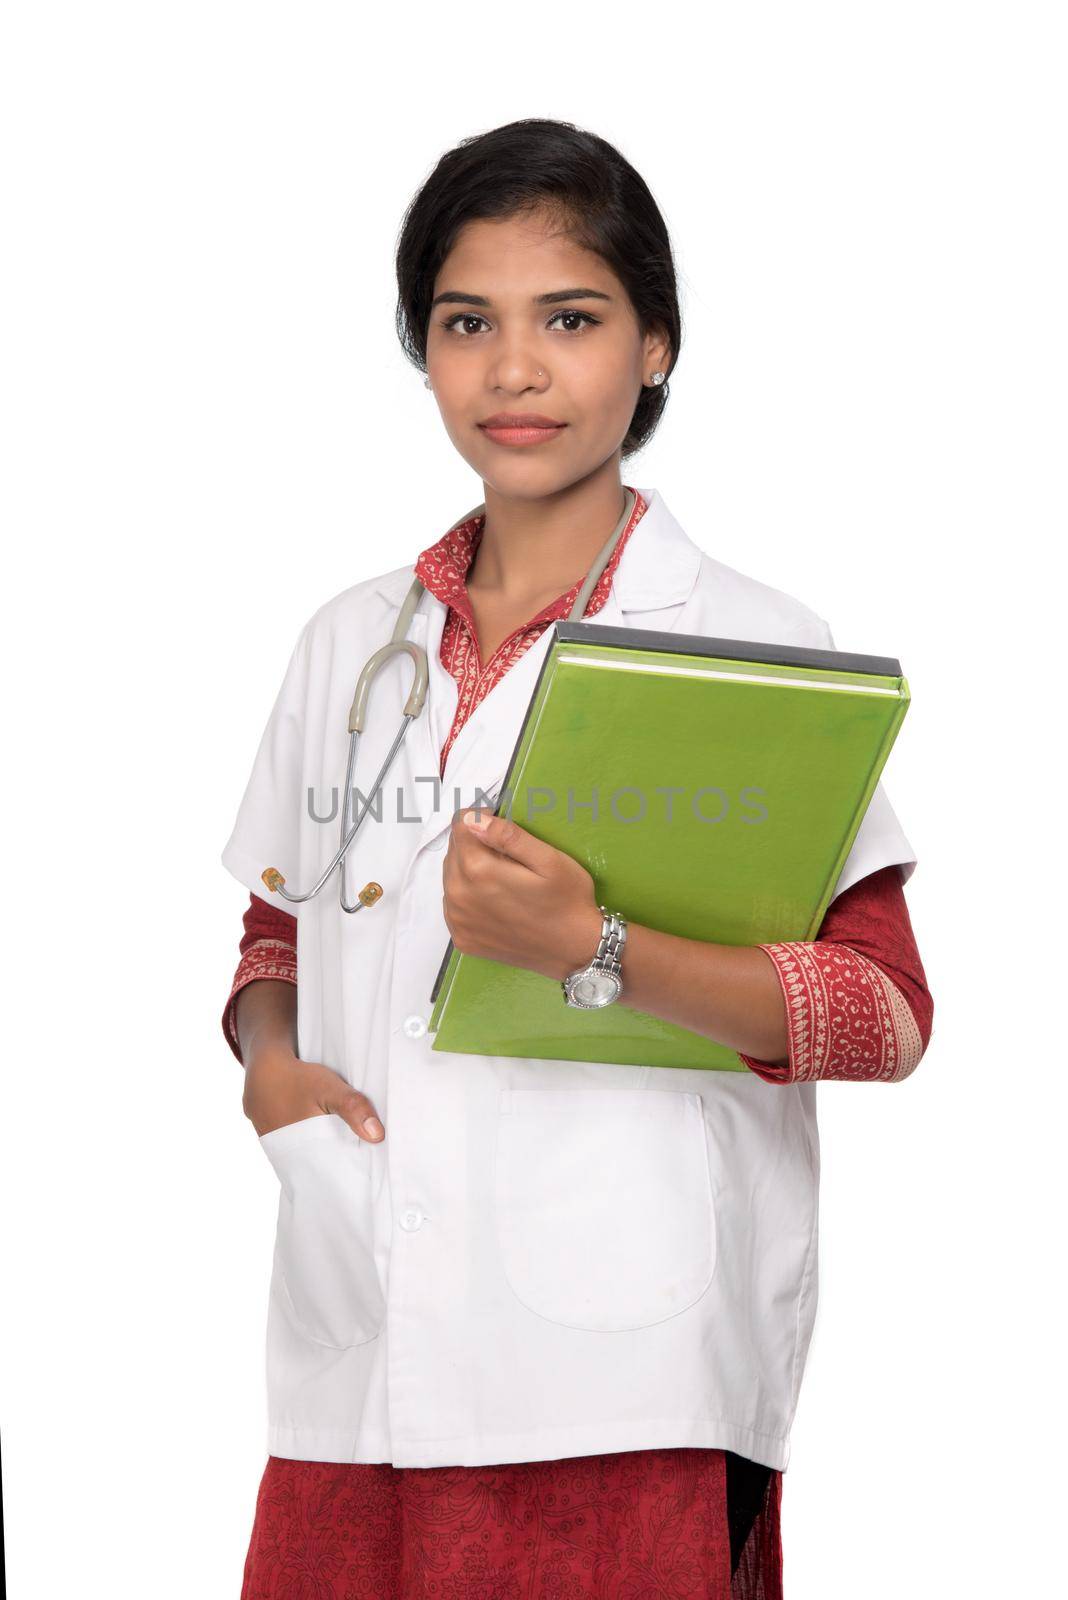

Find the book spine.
[
  {"left": 430, "top": 648, "right": 563, "bottom": 1040},
  {"left": 428, "top": 942, "right": 459, "bottom": 1034}
]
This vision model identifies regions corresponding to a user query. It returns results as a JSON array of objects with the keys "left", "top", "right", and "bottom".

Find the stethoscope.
[{"left": 260, "top": 486, "right": 638, "bottom": 913}]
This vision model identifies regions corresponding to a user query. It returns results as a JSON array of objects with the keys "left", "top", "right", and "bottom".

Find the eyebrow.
[{"left": 430, "top": 286, "right": 614, "bottom": 310}]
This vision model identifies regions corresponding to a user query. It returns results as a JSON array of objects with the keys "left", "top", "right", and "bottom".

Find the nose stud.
[{"left": 425, "top": 368, "right": 548, "bottom": 390}]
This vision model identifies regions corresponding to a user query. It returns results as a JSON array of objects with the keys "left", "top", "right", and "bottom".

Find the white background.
[{"left": 2, "top": 3, "right": 1064, "bottom": 1594}]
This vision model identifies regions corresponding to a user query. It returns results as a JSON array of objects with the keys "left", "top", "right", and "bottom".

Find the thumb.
[
  {"left": 316, "top": 1067, "right": 385, "bottom": 1143},
  {"left": 461, "top": 808, "right": 555, "bottom": 872}
]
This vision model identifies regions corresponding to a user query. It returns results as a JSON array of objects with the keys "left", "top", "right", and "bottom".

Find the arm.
[
  {"left": 582, "top": 912, "right": 793, "bottom": 1066},
  {"left": 221, "top": 894, "right": 299, "bottom": 1064},
  {"left": 445, "top": 813, "right": 932, "bottom": 1081},
  {"left": 222, "top": 893, "right": 388, "bottom": 1143},
  {"left": 596, "top": 865, "right": 932, "bottom": 1081},
  {"left": 444, "top": 812, "right": 804, "bottom": 1065}
]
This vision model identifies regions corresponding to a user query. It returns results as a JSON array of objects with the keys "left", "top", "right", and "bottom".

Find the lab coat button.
[
  {"left": 403, "top": 1014, "right": 427, "bottom": 1038},
  {"left": 399, "top": 1207, "right": 424, "bottom": 1232}
]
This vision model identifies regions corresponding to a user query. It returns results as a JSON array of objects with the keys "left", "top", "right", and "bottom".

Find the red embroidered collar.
[{"left": 414, "top": 486, "right": 648, "bottom": 633}]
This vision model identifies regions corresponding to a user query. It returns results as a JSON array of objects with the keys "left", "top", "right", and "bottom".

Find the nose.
[{"left": 486, "top": 337, "right": 549, "bottom": 394}]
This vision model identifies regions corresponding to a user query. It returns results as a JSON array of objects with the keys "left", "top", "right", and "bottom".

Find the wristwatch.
[{"left": 562, "top": 906, "right": 628, "bottom": 1008}]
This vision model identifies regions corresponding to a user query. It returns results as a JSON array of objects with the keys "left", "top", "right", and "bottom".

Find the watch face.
[{"left": 567, "top": 969, "right": 622, "bottom": 1008}]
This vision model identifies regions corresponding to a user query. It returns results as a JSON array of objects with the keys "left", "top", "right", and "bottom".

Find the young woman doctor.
[{"left": 222, "top": 119, "right": 934, "bottom": 1599}]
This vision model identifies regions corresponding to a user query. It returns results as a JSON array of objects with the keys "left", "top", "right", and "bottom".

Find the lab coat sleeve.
[
  {"left": 221, "top": 619, "right": 314, "bottom": 915},
  {"left": 802, "top": 615, "right": 918, "bottom": 902}
]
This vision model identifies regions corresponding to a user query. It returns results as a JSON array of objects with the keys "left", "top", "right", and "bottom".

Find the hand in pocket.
[{"left": 243, "top": 1048, "right": 385, "bottom": 1144}]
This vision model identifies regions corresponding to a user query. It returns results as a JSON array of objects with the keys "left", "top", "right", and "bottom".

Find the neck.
[{"left": 469, "top": 463, "right": 629, "bottom": 607}]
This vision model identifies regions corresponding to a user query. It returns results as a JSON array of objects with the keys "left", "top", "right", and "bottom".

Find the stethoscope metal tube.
[{"left": 261, "top": 486, "right": 637, "bottom": 912}]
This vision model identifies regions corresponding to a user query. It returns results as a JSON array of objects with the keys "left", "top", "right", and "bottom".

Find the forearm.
[
  {"left": 559, "top": 905, "right": 789, "bottom": 1066},
  {"left": 222, "top": 893, "right": 299, "bottom": 1064},
  {"left": 235, "top": 978, "right": 298, "bottom": 1069},
  {"left": 555, "top": 864, "right": 933, "bottom": 1083},
  {"left": 449, "top": 797, "right": 934, "bottom": 1082}
]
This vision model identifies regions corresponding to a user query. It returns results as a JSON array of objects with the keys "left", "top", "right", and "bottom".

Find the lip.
[{"left": 478, "top": 414, "right": 568, "bottom": 448}]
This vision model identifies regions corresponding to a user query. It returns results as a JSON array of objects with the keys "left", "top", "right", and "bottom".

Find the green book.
[{"left": 428, "top": 620, "right": 910, "bottom": 1071}]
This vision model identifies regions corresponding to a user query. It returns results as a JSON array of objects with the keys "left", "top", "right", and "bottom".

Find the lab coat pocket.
[
  {"left": 493, "top": 1087, "right": 716, "bottom": 1333},
  {"left": 259, "top": 1113, "right": 383, "bottom": 1349}
]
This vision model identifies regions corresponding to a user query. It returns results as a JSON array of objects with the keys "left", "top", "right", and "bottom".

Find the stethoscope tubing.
[
  {"left": 275, "top": 715, "right": 415, "bottom": 906},
  {"left": 263, "top": 487, "right": 637, "bottom": 910}
]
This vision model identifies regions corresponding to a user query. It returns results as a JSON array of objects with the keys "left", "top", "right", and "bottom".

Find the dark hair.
[{"left": 395, "top": 118, "right": 682, "bottom": 460}]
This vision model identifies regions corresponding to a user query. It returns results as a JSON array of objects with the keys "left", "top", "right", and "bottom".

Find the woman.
[{"left": 222, "top": 119, "right": 934, "bottom": 1598}]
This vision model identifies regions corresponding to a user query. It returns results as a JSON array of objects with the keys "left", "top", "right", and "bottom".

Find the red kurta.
[{"left": 229, "top": 487, "right": 933, "bottom": 1598}]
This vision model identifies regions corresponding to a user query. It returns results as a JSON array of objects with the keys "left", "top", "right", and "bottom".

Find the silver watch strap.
[{"left": 595, "top": 905, "right": 627, "bottom": 974}]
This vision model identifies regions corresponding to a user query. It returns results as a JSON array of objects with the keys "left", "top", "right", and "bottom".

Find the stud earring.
[
  {"left": 424, "top": 376, "right": 432, "bottom": 389},
  {"left": 649, "top": 371, "right": 666, "bottom": 386}
]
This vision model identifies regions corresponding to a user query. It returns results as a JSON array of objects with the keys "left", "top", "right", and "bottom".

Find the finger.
[
  {"left": 457, "top": 809, "right": 556, "bottom": 873},
  {"left": 316, "top": 1073, "right": 385, "bottom": 1142}
]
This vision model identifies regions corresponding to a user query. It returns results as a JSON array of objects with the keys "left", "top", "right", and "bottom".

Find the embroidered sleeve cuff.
[
  {"left": 738, "top": 941, "right": 926, "bottom": 1084},
  {"left": 222, "top": 938, "right": 298, "bottom": 1065}
]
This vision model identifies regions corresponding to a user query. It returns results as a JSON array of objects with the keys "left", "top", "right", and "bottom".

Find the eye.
[
  {"left": 439, "top": 313, "right": 491, "bottom": 337},
  {"left": 438, "top": 310, "right": 602, "bottom": 337},
  {"left": 547, "top": 310, "right": 600, "bottom": 334}
]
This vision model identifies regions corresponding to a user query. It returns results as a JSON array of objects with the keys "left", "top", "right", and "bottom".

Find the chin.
[{"left": 478, "top": 460, "right": 579, "bottom": 496}]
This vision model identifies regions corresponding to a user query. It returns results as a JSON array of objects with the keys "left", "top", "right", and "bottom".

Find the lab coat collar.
[
  {"left": 373, "top": 486, "right": 703, "bottom": 851},
  {"left": 371, "top": 485, "right": 703, "bottom": 614}
]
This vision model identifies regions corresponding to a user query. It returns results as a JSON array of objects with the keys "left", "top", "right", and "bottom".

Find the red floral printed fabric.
[
  {"left": 240, "top": 1447, "right": 779, "bottom": 1600},
  {"left": 227, "top": 488, "right": 930, "bottom": 1596},
  {"left": 737, "top": 863, "right": 934, "bottom": 1083},
  {"left": 413, "top": 484, "right": 647, "bottom": 776}
]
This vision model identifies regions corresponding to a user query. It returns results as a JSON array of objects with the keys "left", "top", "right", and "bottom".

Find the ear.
[{"left": 642, "top": 323, "right": 673, "bottom": 381}]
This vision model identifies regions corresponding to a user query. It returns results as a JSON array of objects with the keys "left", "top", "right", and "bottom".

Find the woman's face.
[{"left": 424, "top": 209, "right": 669, "bottom": 499}]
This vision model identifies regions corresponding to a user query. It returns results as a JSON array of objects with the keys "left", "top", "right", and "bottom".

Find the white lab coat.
[{"left": 221, "top": 485, "right": 916, "bottom": 1470}]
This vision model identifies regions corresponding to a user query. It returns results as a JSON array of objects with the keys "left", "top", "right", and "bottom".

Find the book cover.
[{"left": 428, "top": 621, "right": 909, "bottom": 1071}]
